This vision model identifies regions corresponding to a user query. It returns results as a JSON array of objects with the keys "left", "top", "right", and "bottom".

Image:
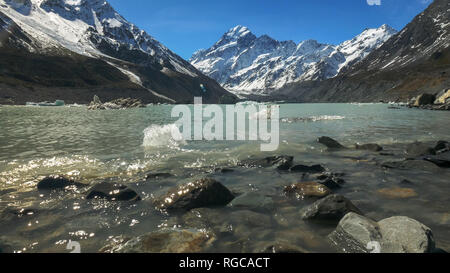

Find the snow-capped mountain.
[
  {"left": 278, "top": 0, "right": 450, "bottom": 103},
  {"left": 0, "top": 0, "right": 234, "bottom": 104},
  {"left": 190, "top": 25, "right": 397, "bottom": 94}
]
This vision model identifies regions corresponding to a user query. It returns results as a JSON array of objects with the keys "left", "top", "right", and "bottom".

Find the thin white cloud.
[{"left": 367, "top": 0, "right": 381, "bottom": 6}]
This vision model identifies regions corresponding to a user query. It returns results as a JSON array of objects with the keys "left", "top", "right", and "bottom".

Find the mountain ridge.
[
  {"left": 0, "top": 0, "right": 236, "bottom": 104},
  {"left": 190, "top": 24, "right": 397, "bottom": 94}
]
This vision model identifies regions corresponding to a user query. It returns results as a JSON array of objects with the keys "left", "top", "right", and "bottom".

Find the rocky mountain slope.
[
  {"left": 190, "top": 24, "right": 396, "bottom": 94},
  {"left": 277, "top": 0, "right": 450, "bottom": 103},
  {"left": 0, "top": 0, "right": 235, "bottom": 104}
]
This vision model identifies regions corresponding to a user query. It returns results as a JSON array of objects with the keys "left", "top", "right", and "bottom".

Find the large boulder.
[
  {"left": 413, "top": 94, "right": 436, "bottom": 106},
  {"left": 284, "top": 182, "right": 332, "bottom": 199},
  {"left": 299, "top": 194, "right": 362, "bottom": 223},
  {"left": 317, "top": 136, "right": 346, "bottom": 149},
  {"left": 378, "top": 216, "right": 435, "bottom": 253},
  {"left": 154, "top": 178, "right": 235, "bottom": 211},
  {"left": 328, "top": 213, "right": 382, "bottom": 253},
  {"left": 104, "top": 229, "right": 216, "bottom": 253},
  {"left": 329, "top": 213, "right": 436, "bottom": 253},
  {"left": 86, "top": 182, "right": 141, "bottom": 201},
  {"left": 37, "top": 176, "right": 87, "bottom": 190}
]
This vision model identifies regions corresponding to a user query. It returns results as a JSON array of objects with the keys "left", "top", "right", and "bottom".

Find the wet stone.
[
  {"left": 329, "top": 213, "right": 436, "bottom": 253},
  {"left": 37, "top": 176, "right": 87, "bottom": 190},
  {"left": 300, "top": 194, "right": 362, "bottom": 223},
  {"left": 86, "top": 182, "right": 141, "bottom": 201},
  {"left": 284, "top": 182, "right": 332, "bottom": 199},
  {"left": 154, "top": 178, "right": 235, "bottom": 211},
  {"left": 317, "top": 136, "right": 346, "bottom": 149},
  {"left": 238, "top": 155, "right": 293, "bottom": 170},
  {"left": 105, "top": 229, "right": 216, "bottom": 253}
]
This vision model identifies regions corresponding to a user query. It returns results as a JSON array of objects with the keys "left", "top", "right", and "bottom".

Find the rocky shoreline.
[
  {"left": 2, "top": 136, "right": 447, "bottom": 253},
  {"left": 406, "top": 89, "right": 450, "bottom": 111}
]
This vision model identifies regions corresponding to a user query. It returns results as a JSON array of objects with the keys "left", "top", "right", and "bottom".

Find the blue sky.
[{"left": 108, "top": 0, "right": 432, "bottom": 60}]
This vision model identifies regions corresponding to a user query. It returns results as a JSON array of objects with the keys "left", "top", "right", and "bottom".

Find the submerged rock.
[
  {"left": 317, "top": 136, "right": 346, "bottom": 149},
  {"left": 405, "top": 142, "right": 436, "bottom": 157},
  {"left": 329, "top": 213, "right": 436, "bottom": 253},
  {"left": 290, "top": 164, "right": 325, "bottom": 173},
  {"left": 86, "top": 182, "right": 141, "bottom": 201},
  {"left": 37, "top": 176, "right": 87, "bottom": 191},
  {"left": 381, "top": 159, "right": 440, "bottom": 171},
  {"left": 228, "top": 192, "right": 274, "bottom": 211},
  {"left": 106, "top": 229, "right": 216, "bottom": 253},
  {"left": 214, "top": 167, "right": 235, "bottom": 173},
  {"left": 284, "top": 182, "right": 332, "bottom": 199},
  {"left": 154, "top": 178, "right": 235, "bottom": 211},
  {"left": 377, "top": 187, "right": 418, "bottom": 199},
  {"left": 238, "top": 155, "right": 293, "bottom": 170},
  {"left": 355, "top": 143, "right": 383, "bottom": 152},
  {"left": 229, "top": 210, "right": 272, "bottom": 228},
  {"left": 300, "top": 194, "right": 362, "bottom": 223},
  {"left": 146, "top": 173, "right": 173, "bottom": 180}
]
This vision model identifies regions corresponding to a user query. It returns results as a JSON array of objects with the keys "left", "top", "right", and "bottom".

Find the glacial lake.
[{"left": 0, "top": 103, "right": 449, "bottom": 253}]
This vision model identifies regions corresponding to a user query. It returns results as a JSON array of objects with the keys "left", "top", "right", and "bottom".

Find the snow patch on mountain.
[
  {"left": 0, "top": 0, "right": 198, "bottom": 77},
  {"left": 190, "top": 25, "right": 397, "bottom": 94}
]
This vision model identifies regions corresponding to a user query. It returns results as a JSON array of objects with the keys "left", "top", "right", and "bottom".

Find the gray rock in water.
[
  {"left": 228, "top": 192, "right": 274, "bottom": 212},
  {"left": 329, "top": 213, "right": 436, "bottom": 253},
  {"left": 238, "top": 155, "right": 293, "bottom": 170},
  {"left": 378, "top": 216, "right": 435, "bottom": 253},
  {"left": 37, "top": 176, "right": 87, "bottom": 190},
  {"left": 381, "top": 159, "right": 440, "bottom": 172},
  {"left": 405, "top": 141, "right": 436, "bottom": 157},
  {"left": 423, "top": 153, "right": 450, "bottom": 168},
  {"left": 290, "top": 164, "right": 325, "bottom": 173},
  {"left": 300, "top": 194, "right": 362, "bottom": 223},
  {"left": 104, "top": 229, "right": 216, "bottom": 253},
  {"left": 329, "top": 212, "right": 382, "bottom": 253},
  {"left": 355, "top": 143, "right": 383, "bottom": 152},
  {"left": 154, "top": 178, "right": 235, "bottom": 211},
  {"left": 86, "top": 182, "right": 141, "bottom": 201},
  {"left": 318, "top": 136, "right": 346, "bottom": 149}
]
